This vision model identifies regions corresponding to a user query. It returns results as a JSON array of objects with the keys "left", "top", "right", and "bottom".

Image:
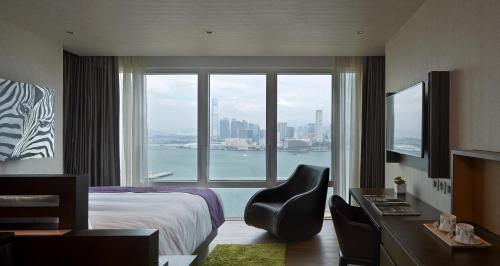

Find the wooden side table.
[{"left": 0, "top": 232, "right": 14, "bottom": 266}]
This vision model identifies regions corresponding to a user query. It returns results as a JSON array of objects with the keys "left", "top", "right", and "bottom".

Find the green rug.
[{"left": 205, "top": 243, "right": 286, "bottom": 266}]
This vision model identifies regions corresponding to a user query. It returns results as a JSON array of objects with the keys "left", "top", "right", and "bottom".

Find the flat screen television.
[{"left": 386, "top": 82, "right": 425, "bottom": 158}]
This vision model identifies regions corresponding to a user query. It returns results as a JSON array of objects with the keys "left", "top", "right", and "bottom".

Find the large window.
[
  {"left": 146, "top": 74, "right": 198, "bottom": 181},
  {"left": 144, "top": 71, "right": 334, "bottom": 219},
  {"left": 209, "top": 74, "right": 267, "bottom": 181},
  {"left": 277, "top": 74, "right": 332, "bottom": 180}
]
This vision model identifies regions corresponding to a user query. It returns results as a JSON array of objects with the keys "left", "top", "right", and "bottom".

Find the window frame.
[
  {"left": 208, "top": 73, "right": 268, "bottom": 182},
  {"left": 144, "top": 73, "right": 199, "bottom": 182},
  {"left": 145, "top": 68, "right": 334, "bottom": 190},
  {"left": 275, "top": 73, "right": 334, "bottom": 181}
]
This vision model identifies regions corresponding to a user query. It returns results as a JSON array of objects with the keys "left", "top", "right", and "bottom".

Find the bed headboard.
[{"left": 0, "top": 175, "right": 89, "bottom": 230}]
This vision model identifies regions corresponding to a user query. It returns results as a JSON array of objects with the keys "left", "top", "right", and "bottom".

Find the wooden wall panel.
[{"left": 452, "top": 150, "right": 500, "bottom": 236}]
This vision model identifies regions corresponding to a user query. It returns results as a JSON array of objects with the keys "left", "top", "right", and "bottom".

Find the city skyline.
[
  {"left": 151, "top": 95, "right": 331, "bottom": 152},
  {"left": 150, "top": 96, "right": 331, "bottom": 141}
]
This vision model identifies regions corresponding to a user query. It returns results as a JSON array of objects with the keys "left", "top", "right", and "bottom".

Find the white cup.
[
  {"left": 438, "top": 213, "right": 456, "bottom": 232},
  {"left": 455, "top": 223, "right": 475, "bottom": 244}
]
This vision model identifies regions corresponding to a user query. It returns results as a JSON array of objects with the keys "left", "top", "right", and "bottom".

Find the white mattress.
[{"left": 89, "top": 192, "right": 212, "bottom": 255}]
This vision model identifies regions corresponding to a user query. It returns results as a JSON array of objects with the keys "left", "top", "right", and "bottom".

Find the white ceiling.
[{"left": 0, "top": 0, "right": 423, "bottom": 56}]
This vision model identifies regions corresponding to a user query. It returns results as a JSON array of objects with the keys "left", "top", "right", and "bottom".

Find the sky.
[{"left": 146, "top": 74, "right": 332, "bottom": 135}]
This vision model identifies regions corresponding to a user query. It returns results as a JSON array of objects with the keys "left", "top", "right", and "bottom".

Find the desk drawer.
[
  {"left": 380, "top": 244, "right": 395, "bottom": 266},
  {"left": 381, "top": 228, "right": 417, "bottom": 266}
]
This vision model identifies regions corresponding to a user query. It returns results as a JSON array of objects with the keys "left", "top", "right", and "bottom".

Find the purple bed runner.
[{"left": 89, "top": 186, "right": 225, "bottom": 230}]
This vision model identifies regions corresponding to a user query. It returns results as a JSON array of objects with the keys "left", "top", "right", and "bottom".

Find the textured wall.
[
  {"left": 0, "top": 19, "right": 63, "bottom": 174},
  {"left": 385, "top": 0, "right": 500, "bottom": 212}
]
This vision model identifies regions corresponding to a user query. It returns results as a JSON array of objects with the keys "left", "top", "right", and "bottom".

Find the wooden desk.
[
  {"left": 349, "top": 188, "right": 441, "bottom": 229},
  {"left": 350, "top": 188, "right": 500, "bottom": 266}
]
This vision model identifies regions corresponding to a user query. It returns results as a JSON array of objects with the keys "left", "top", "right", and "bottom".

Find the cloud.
[{"left": 144, "top": 74, "right": 332, "bottom": 134}]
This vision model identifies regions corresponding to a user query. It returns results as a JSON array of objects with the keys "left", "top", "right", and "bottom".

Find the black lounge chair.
[{"left": 244, "top": 164, "right": 330, "bottom": 241}]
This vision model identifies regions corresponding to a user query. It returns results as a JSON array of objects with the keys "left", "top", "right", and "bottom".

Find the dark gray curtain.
[
  {"left": 63, "top": 51, "right": 120, "bottom": 186},
  {"left": 360, "top": 56, "right": 385, "bottom": 188}
]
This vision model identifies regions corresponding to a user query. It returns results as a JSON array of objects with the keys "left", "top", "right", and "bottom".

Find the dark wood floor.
[{"left": 209, "top": 219, "right": 340, "bottom": 265}]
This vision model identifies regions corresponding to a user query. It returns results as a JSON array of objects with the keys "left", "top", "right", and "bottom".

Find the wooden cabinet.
[
  {"left": 380, "top": 227, "right": 416, "bottom": 266},
  {"left": 428, "top": 71, "right": 450, "bottom": 178},
  {"left": 13, "top": 229, "right": 159, "bottom": 266},
  {"left": 379, "top": 244, "right": 395, "bottom": 266},
  {"left": 0, "top": 233, "right": 14, "bottom": 266}
]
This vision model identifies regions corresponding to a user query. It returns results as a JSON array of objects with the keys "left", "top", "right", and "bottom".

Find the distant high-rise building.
[
  {"left": 241, "top": 120, "right": 248, "bottom": 130},
  {"left": 277, "top": 122, "right": 288, "bottom": 142},
  {"left": 231, "top": 119, "right": 242, "bottom": 138},
  {"left": 315, "top": 110, "right": 323, "bottom": 142},
  {"left": 211, "top": 98, "right": 219, "bottom": 140},
  {"left": 248, "top": 123, "right": 260, "bottom": 143},
  {"left": 219, "top": 118, "right": 230, "bottom": 139},
  {"left": 239, "top": 129, "right": 253, "bottom": 139},
  {"left": 286, "top": 127, "right": 295, "bottom": 138},
  {"left": 296, "top": 125, "right": 307, "bottom": 139},
  {"left": 260, "top": 129, "right": 266, "bottom": 146},
  {"left": 307, "top": 123, "right": 315, "bottom": 140}
]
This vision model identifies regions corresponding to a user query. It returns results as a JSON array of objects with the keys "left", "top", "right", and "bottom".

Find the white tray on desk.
[{"left": 424, "top": 223, "right": 491, "bottom": 248}]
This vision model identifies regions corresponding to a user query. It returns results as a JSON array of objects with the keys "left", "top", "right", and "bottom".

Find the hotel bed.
[
  {"left": 0, "top": 177, "right": 224, "bottom": 258},
  {"left": 88, "top": 187, "right": 225, "bottom": 255}
]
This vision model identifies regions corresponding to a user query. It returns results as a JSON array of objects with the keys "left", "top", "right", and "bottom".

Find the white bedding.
[{"left": 89, "top": 192, "right": 212, "bottom": 255}]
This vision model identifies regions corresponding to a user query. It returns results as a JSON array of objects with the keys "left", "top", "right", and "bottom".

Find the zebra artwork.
[{"left": 0, "top": 78, "right": 55, "bottom": 161}]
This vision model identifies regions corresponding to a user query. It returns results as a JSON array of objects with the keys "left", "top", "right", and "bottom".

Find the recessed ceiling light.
[
  {"left": 357, "top": 30, "right": 365, "bottom": 35},
  {"left": 205, "top": 30, "right": 215, "bottom": 35},
  {"left": 66, "top": 31, "right": 75, "bottom": 35}
]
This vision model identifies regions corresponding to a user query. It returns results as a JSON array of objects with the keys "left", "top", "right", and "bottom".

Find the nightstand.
[{"left": 0, "top": 232, "right": 14, "bottom": 266}]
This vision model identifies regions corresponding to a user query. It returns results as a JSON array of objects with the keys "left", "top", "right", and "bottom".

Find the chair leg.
[{"left": 339, "top": 257, "right": 348, "bottom": 266}]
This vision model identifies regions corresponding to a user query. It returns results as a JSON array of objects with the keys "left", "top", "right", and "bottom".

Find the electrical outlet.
[
  {"left": 446, "top": 182, "right": 452, "bottom": 194},
  {"left": 439, "top": 180, "right": 445, "bottom": 193}
]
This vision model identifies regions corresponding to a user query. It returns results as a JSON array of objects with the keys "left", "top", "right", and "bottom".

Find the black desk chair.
[
  {"left": 329, "top": 195, "right": 379, "bottom": 266},
  {"left": 244, "top": 164, "right": 329, "bottom": 241}
]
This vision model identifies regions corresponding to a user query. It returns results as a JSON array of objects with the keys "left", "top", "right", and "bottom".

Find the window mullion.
[
  {"left": 266, "top": 72, "right": 277, "bottom": 187},
  {"left": 198, "top": 70, "right": 209, "bottom": 187}
]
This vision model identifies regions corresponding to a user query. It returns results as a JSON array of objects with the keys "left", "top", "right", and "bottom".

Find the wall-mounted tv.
[{"left": 386, "top": 82, "right": 425, "bottom": 158}]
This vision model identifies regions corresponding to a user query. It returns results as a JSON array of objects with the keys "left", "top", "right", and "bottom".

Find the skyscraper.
[
  {"left": 248, "top": 123, "right": 260, "bottom": 143},
  {"left": 315, "top": 110, "right": 323, "bottom": 142},
  {"left": 307, "top": 123, "right": 315, "bottom": 140},
  {"left": 286, "top": 127, "right": 295, "bottom": 138},
  {"left": 277, "top": 122, "right": 288, "bottom": 142},
  {"left": 231, "top": 119, "right": 242, "bottom": 138},
  {"left": 211, "top": 98, "right": 219, "bottom": 140},
  {"left": 241, "top": 120, "right": 248, "bottom": 130},
  {"left": 219, "top": 118, "right": 230, "bottom": 140}
]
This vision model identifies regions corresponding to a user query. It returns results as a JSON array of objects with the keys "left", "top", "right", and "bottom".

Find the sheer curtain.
[
  {"left": 119, "top": 57, "right": 148, "bottom": 186},
  {"left": 333, "top": 57, "right": 364, "bottom": 199}
]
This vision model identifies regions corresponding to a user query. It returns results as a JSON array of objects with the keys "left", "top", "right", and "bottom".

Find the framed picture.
[{"left": 0, "top": 78, "right": 55, "bottom": 161}]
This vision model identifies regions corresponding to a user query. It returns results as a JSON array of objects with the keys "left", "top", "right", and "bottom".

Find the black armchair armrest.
[
  {"left": 277, "top": 186, "right": 324, "bottom": 222},
  {"left": 245, "top": 180, "right": 291, "bottom": 206}
]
